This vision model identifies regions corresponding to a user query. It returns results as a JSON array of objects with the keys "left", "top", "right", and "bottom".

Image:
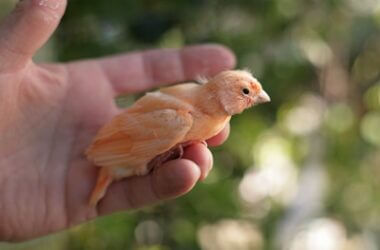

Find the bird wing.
[{"left": 85, "top": 107, "right": 193, "bottom": 170}]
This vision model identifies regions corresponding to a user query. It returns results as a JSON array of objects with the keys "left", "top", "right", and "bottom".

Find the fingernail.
[{"left": 203, "top": 152, "right": 213, "bottom": 179}]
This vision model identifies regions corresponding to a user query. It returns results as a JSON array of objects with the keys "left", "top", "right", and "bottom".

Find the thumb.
[{"left": 0, "top": 0, "right": 67, "bottom": 71}]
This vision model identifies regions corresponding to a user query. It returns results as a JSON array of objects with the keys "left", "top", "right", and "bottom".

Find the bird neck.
[{"left": 195, "top": 83, "right": 229, "bottom": 117}]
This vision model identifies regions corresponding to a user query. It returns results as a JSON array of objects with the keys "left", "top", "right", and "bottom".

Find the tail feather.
[{"left": 89, "top": 168, "right": 113, "bottom": 206}]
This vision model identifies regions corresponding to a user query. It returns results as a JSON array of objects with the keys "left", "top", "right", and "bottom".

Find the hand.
[{"left": 0, "top": 0, "right": 235, "bottom": 242}]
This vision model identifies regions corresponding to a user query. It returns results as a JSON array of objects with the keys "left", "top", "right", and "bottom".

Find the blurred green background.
[{"left": 1, "top": 0, "right": 380, "bottom": 249}]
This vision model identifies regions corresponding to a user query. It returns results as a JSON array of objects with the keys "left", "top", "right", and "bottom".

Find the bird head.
[{"left": 209, "top": 70, "right": 270, "bottom": 115}]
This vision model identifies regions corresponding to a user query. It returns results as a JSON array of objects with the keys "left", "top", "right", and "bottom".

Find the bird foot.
[
  {"left": 147, "top": 140, "right": 207, "bottom": 172},
  {"left": 147, "top": 144, "right": 184, "bottom": 171}
]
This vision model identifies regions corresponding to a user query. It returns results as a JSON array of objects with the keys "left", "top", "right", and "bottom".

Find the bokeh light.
[
  {"left": 288, "top": 218, "right": 346, "bottom": 250},
  {"left": 197, "top": 219, "right": 263, "bottom": 250},
  {"left": 134, "top": 220, "right": 163, "bottom": 246},
  {"left": 360, "top": 112, "right": 380, "bottom": 146},
  {"left": 364, "top": 83, "right": 380, "bottom": 110},
  {"left": 325, "top": 102, "right": 355, "bottom": 133},
  {"left": 283, "top": 94, "right": 325, "bottom": 136}
]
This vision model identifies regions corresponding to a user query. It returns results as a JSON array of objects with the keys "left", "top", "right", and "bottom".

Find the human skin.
[{"left": 0, "top": 0, "right": 235, "bottom": 242}]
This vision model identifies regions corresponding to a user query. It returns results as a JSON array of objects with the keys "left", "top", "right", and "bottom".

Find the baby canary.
[{"left": 86, "top": 70, "right": 270, "bottom": 206}]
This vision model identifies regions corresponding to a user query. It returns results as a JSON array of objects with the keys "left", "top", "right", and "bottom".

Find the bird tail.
[{"left": 89, "top": 168, "right": 113, "bottom": 207}]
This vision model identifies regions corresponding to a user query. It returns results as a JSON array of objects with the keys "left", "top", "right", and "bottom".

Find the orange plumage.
[{"left": 86, "top": 70, "right": 270, "bottom": 206}]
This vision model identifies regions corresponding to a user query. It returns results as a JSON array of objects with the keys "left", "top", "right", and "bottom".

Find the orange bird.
[{"left": 86, "top": 70, "right": 270, "bottom": 206}]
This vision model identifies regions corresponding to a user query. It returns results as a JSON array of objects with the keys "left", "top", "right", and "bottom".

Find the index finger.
[{"left": 95, "top": 44, "right": 236, "bottom": 94}]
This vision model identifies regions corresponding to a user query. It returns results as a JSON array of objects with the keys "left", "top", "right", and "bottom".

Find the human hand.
[{"left": 0, "top": 0, "right": 235, "bottom": 242}]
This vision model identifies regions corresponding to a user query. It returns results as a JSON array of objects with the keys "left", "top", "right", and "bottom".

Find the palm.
[{"left": 0, "top": 61, "right": 111, "bottom": 239}]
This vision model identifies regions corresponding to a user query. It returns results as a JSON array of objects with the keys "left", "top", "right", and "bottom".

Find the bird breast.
[{"left": 184, "top": 112, "right": 230, "bottom": 142}]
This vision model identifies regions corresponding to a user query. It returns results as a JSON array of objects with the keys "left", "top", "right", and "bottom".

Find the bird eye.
[{"left": 242, "top": 88, "right": 250, "bottom": 95}]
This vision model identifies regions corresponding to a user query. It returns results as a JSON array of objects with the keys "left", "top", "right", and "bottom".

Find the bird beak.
[{"left": 256, "top": 90, "right": 271, "bottom": 104}]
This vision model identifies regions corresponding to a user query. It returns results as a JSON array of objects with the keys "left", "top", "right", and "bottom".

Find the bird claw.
[
  {"left": 147, "top": 144, "right": 184, "bottom": 172},
  {"left": 147, "top": 140, "right": 207, "bottom": 172}
]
